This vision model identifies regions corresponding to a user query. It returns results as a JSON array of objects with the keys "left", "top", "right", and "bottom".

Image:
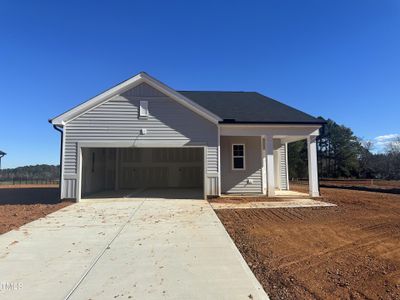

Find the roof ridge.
[{"left": 178, "top": 90, "right": 257, "bottom": 93}]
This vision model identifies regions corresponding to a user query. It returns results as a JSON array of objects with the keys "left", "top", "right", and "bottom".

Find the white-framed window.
[
  {"left": 139, "top": 100, "right": 149, "bottom": 117},
  {"left": 232, "top": 144, "right": 245, "bottom": 170}
]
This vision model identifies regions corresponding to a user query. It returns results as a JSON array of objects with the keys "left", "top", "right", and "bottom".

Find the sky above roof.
[{"left": 0, "top": 0, "right": 399, "bottom": 168}]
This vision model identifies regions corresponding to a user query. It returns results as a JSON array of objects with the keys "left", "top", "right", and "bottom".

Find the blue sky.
[{"left": 1, "top": 0, "right": 399, "bottom": 168}]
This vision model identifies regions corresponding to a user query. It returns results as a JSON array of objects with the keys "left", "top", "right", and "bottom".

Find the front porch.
[{"left": 219, "top": 124, "right": 321, "bottom": 198}]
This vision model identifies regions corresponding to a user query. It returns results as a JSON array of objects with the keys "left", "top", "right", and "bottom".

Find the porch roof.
[{"left": 178, "top": 91, "right": 325, "bottom": 125}]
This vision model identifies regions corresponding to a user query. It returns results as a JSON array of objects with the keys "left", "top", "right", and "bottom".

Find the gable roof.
[
  {"left": 178, "top": 91, "right": 324, "bottom": 125},
  {"left": 50, "top": 72, "right": 323, "bottom": 127},
  {"left": 50, "top": 72, "right": 222, "bottom": 126}
]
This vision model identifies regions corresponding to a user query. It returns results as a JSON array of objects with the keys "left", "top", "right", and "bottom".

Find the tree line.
[
  {"left": 288, "top": 119, "right": 400, "bottom": 180},
  {"left": 0, "top": 164, "right": 60, "bottom": 181}
]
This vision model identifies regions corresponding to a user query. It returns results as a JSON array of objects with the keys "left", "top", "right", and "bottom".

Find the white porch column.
[
  {"left": 261, "top": 136, "right": 266, "bottom": 195},
  {"left": 265, "top": 135, "right": 275, "bottom": 197},
  {"left": 307, "top": 135, "right": 320, "bottom": 197}
]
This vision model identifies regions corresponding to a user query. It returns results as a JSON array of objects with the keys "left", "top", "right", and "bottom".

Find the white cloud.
[
  {"left": 374, "top": 134, "right": 400, "bottom": 142},
  {"left": 373, "top": 133, "right": 400, "bottom": 152}
]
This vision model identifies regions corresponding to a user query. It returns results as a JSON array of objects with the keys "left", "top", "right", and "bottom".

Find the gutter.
[{"left": 219, "top": 120, "right": 327, "bottom": 125}]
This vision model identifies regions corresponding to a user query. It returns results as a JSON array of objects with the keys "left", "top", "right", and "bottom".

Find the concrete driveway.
[{"left": 0, "top": 195, "right": 268, "bottom": 299}]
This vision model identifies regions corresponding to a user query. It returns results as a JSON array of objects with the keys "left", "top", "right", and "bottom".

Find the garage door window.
[{"left": 232, "top": 144, "right": 245, "bottom": 170}]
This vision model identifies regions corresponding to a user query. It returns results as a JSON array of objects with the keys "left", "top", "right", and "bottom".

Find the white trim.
[
  {"left": 307, "top": 136, "right": 320, "bottom": 197},
  {"left": 232, "top": 144, "right": 245, "bottom": 170},
  {"left": 261, "top": 136, "right": 266, "bottom": 195},
  {"left": 50, "top": 72, "right": 221, "bottom": 126},
  {"left": 217, "top": 126, "right": 221, "bottom": 196},
  {"left": 220, "top": 124, "right": 322, "bottom": 129},
  {"left": 265, "top": 136, "right": 275, "bottom": 197},
  {"left": 60, "top": 127, "right": 66, "bottom": 199},
  {"left": 76, "top": 146, "right": 83, "bottom": 202},
  {"left": 220, "top": 124, "right": 322, "bottom": 138},
  {"left": 285, "top": 142, "right": 290, "bottom": 191},
  {"left": 203, "top": 146, "right": 207, "bottom": 200},
  {"left": 76, "top": 143, "right": 207, "bottom": 200}
]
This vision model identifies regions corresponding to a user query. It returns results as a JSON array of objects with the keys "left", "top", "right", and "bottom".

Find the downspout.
[{"left": 51, "top": 122, "right": 63, "bottom": 199}]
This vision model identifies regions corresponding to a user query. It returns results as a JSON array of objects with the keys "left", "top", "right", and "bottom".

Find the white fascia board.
[
  {"left": 219, "top": 124, "right": 322, "bottom": 129},
  {"left": 50, "top": 73, "right": 143, "bottom": 126},
  {"left": 50, "top": 72, "right": 221, "bottom": 126},
  {"left": 219, "top": 123, "right": 322, "bottom": 137}
]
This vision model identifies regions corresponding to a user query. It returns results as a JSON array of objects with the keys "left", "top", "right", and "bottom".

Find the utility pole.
[{"left": 0, "top": 150, "right": 6, "bottom": 170}]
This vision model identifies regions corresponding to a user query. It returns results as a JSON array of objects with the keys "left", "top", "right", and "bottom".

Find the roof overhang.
[
  {"left": 49, "top": 72, "right": 222, "bottom": 126},
  {"left": 219, "top": 123, "right": 322, "bottom": 137},
  {"left": 219, "top": 121, "right": 326, "bottom": 125}
]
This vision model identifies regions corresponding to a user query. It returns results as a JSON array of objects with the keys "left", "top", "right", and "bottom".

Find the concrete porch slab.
[
  {"left": 220, "top": 190, "right": 312, "bottom": 198},
  {"left": 210, "top": 198, "right": 336, "bottom": 210},
  {"left": 274, "top": 190, "right": 310, "bottom": 197}
]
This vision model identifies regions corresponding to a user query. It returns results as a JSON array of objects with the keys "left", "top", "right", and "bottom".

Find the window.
[
  {"left": 139, "top": 100, "right": 149, "bottom": 117},
  {"left": 232, "top": 144, "right": 245, "bottom": 170}
]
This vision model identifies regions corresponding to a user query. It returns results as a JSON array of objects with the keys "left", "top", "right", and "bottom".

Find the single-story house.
[{"left": 50, "top": 72, "right": 324, "bottom": 201}]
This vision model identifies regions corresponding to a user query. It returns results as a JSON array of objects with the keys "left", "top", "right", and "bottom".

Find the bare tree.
[
  {"left": 385, "top": 136, "right": 400, "bottom": 154},
  {"left": 362, "top": 140, "right": 374, "bottom": 152}
]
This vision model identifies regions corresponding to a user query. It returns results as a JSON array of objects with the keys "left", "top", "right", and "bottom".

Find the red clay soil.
[
  {"left": 216, "top": 186, "right": 400, "bottom": 299},
  {"left": 0, "top": 202, "right": 72, "bottom": 234}
]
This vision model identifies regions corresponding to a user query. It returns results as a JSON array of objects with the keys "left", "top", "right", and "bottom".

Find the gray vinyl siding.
[
  {"left": 279, "top": 144, "right": 288, "bottom": 190},
  {"left": 221, "top": 136, "right": 262, "bottom": 194},
  {"left": 61, "top": 82, "right": 218, "bottom": 199},
  {"left": 63, "top": 178, "right": 77, "bottom": 198}
]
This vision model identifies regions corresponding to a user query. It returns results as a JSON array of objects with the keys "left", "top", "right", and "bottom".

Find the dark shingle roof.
[{"left": 178, "top": 91, "right": 324, "bottom": 124}]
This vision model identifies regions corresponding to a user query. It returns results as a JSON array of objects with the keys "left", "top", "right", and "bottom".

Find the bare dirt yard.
[
  {"left": 296, "top": 179, "right": 400, "bottom": 194},
  {"left": 216, "top": 186, "right": 400, "bottom": 299},
  {"left": 0, "top": 186, "right": 71, "bottom": 234}
]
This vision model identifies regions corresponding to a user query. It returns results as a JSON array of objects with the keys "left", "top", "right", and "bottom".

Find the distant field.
[
  {"left": 293, "top": 179, "right": 400, "bottom": 194},
  {"left": 0, "top": 184, "right": 59, "bottom": 189},
  {"left": 320, "top": 179, "right": 400, "bottom": 189}
]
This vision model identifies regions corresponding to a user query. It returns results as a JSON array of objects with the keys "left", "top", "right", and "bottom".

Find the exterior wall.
[
  {"left": 272, "top": 140, "right": 289, "bottom": 191},
  {"left": 273, "top": 148, "right": 280, "bottom": 189},
  {"left": 61, "top": 83, "right": 219, "bottom": 199},
  {"left": 279, "top": 144, "right": 289, "bottom": 190},
  {"left": 221, "top": 136, "right": 263, "bottom": 194}
]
